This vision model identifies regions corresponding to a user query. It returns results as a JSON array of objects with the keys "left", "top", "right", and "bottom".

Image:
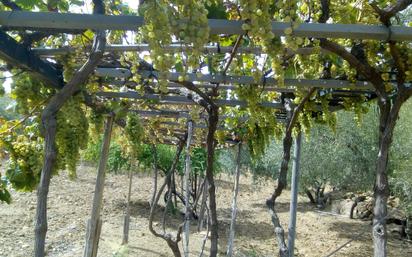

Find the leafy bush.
[{"left": 82, "top": 137, "right": 130, "bottom": 173}]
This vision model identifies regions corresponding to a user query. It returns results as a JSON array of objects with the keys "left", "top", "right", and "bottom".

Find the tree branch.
[
  {"left": 266, "top": 88, "right": 316, "bottom": 257},
  {"left": 148, "top": 138, "right": 186, "bottom": 257},
  {"left": 317, "top": 0, "right": 388, "bottom": 101},
  {"left": 388, "top": 42, "right": 406, "bottom": 87},
  {"left": 369, "top": 1, "right": 411, "bottom": 95},
  {"left": 370, "top": 0, "right": 412, "bottom": 25},
  {"left": 172, "top": 80, "right": 218, "bottom": 112},
  {"left": 319, "top": 0, "right": 330, "bottom": 23},
  {"left": 269, "top": 88, "right": 316, "bottom": 203},
  {"left": 319, "top": 39, "right": 386, "bottom": 100},
  {"left": 35, "top": 2, "right": 106, "bottom": 256},
  {"left": 286, "top": 88, "right": 316, "bottom": 135},
  {"left": 0, "top": 0, "right": 21, "bottom": 10}
]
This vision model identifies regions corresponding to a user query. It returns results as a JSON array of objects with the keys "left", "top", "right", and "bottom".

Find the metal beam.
[
  {"left": 110, "top": 80, "right": 296, "bottom": 93},
  {"left": 95, "top": 91, "right": 284, "bottom": 109},
  {"left": 32, "top": 44, "right": 330, "bottom": 56},
  {"left": 95, "top": 68, "right": 374, "bottom": 90},
  {"left": 33, "top": 44, "right": 263, "bottom": 56},
  {"left": 132, "top": 109, "right": 192, "bottom": 119},
  {"left": 111, "top": 81, "right": 375, "bottom": 95},
  {"left": 0, "top": 30, "right": 63, "bottom": 88},
  {"left": 288, "top": 132, "right": 302, "bottom": 257},
  {"left": 131, "top": 109, "right": 286, "bottom": 123},
  {"left": 95, "top": 68, "right": 132, "bottom": 78},
  {"left": 0, "top": 11, "right": 411, "bottom": 41}
]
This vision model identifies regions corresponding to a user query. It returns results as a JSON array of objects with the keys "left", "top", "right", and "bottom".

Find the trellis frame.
[{"left": 0, "top": 8, "right": 411, "bottom": 257}]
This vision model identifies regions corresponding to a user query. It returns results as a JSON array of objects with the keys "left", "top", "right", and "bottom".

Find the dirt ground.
[{"left": 1, "top": 165, "right": 411, "bottom": 257}]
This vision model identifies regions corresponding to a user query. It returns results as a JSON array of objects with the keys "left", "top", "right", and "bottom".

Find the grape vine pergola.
[{"left": 0, "top": 1, "right": 411, "bottom": 257}]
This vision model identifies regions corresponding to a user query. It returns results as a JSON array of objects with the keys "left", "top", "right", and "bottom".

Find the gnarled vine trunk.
[
  {"left": 373, "top": 97, "right": 404, "bottom": 257},
  {"left": 34, "top": 5, "right": 106, "bottom": 254},
  {"left": 206, "top": 107, "right": 219, "bottom": 257},
  {"left": 35, "top": 115, "right": 57, "bottom": 257},
  {"left": 266, "top": 89, "right": 315, "bottom": 257},
  {"left": 148, "top": 137, "right": 186, "bottom": 257}
]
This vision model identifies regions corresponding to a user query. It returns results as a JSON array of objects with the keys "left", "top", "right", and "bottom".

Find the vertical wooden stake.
[
  {"left": 84, "top": 114, "right": 114, "bottom": 257},
  {"left": 197, "top": 179, "right": 208, "bottom": 232},
  {"left": 287, "top": 132, "right": 302, "bottom": 257},
  {"left": 226, "top": 142, "right": 242, "bottom": 257},
  {"left": 122, "top": 166, "right": 134, "bottom": 245},
  {"left": 150, "top": 145, "right": 158, "bottom": 208},
  {"left": 183, "top": 120, "right": 193, "bottom": 257}
]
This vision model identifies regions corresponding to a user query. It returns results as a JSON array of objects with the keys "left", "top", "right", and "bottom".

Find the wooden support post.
[
  {"left": 122, "top": 166, "right": 134, "bottom": 245},
  {"left": 183, "top": 120, "right": 193, "bottom": 257},
  {"left": 84, "top": 114, "right": 114, "bottom": 257},
  {"left": 226, "top": 142, "right": 242, "bottom": 257},
  {"left": 150, "top": 145, "right": 158, "bottom": 208},
  {"left": 287, "top": 132, "right": 302, "bottom": 257}
]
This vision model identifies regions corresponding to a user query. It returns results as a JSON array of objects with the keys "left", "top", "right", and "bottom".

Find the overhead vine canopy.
[{"left": 0, "top": 1, "right": 411, "bottom": 257}]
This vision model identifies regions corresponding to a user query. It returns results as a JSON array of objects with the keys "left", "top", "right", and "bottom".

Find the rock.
[{"left": 330, "top": 199, "right": 353, "bottom": 216}]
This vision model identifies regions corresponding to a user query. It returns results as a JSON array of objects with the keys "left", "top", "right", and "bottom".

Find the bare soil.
[{"left": 1, "top": 165, "right": 411, "bottom": 257}]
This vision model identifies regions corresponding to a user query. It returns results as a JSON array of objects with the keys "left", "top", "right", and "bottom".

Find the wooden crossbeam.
[
  {"left": 0, "top": 11, "right": 411, "bottom": 41},
  {"left": 0, "top": 30, "right": 63, "bottom": 88}
]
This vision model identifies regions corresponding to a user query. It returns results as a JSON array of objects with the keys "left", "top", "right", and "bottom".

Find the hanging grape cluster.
[
  {"left": 140, "top": 0, "right": 174, "bottom": 93},
  {"left": 229, "top": 85, "right": 282, "bottom": 158},
  {"left": 169, "top": 0, "right": 210, "bottom": 68},
  {"left": 55, "top": 95, "right": 89, "bottom": 178},
  {"left": 124, "top": 112, "right": 144, "bottom": 157},
  {"left": 1, "top": 122, "right": 43, "bottom": 191}
]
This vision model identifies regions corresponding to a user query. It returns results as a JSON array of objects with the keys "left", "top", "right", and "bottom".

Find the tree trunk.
[
  {"left": 406, "top": 216, "right": 412, "bottom": 240},
  {"left": 226, "top": 142, "right": 242, "bottom": 257},
  {"left": 34, "top": 116, "right": 57, "bottom": 257},
  {"left": 193, "top": 170, "right": 198, "bottom": 203},
  {"left": 148, "top": 137, "right": 186, "bottom": 257},
  {"left": 34, "top": 9, "right": 106, "bottom": 254},
  {"left": 266, "top": 89, "right": 315, "bottom": 257},
  {"left": 305, "top": 190, "right": 316, "bottom": 204},
  {"left": 149, "top": 177, "right": 182, "bottom": 257},
  {"left": 206, "top": 107, "right": 219, "bottom": 257},
  {"left": 122, "top": 167, "right": 134, "bottom": 245},
  {"left": 183, "top": 120, "right": 193, "bottom": 257},
  {"left": 172, "top": 170, "right": 178, "bottom": 208},
  {"left": 373, "top": 98, "right": 403, "bottom": 257},
  {"left": 266, "top": 99, "right": 294, "bottom": 257},
  {"left": 84, "top": 115, "right": 114, "bottom": 257}
]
